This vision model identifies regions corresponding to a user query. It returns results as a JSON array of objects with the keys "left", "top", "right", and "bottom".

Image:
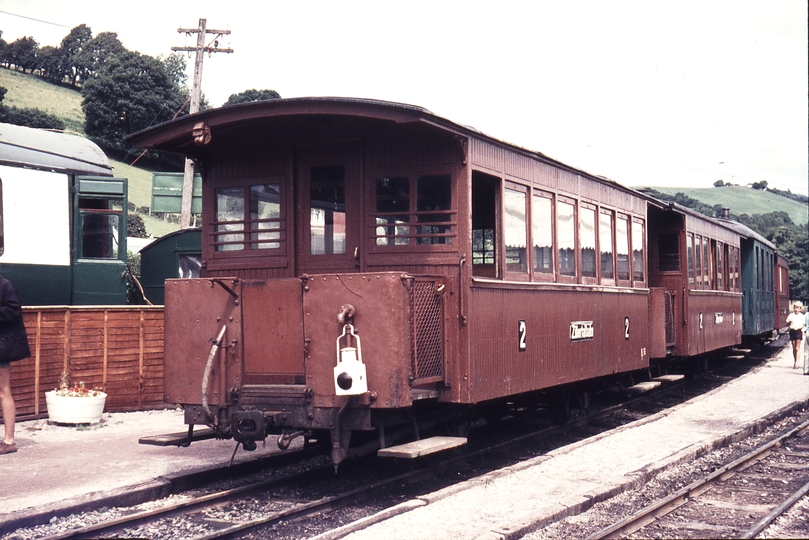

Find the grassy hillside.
[
  {"left": 646, "top": 186, "right": 808, "bottom": 225},
  {"left": 0, "top": 68, "right": 85, "bottom": 134}
]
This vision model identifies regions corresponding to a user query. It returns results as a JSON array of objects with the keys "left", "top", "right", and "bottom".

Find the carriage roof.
[
  {"left": 129, "top": 97, "right": 665, "bottom": 205},
  {"left": 0, "top": 122, "right": 112, "bottom": 176}
]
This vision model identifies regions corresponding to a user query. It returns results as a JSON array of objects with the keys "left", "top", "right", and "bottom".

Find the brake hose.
[{"left": 202, "top": 325, "right": 228, "bottom": 426}]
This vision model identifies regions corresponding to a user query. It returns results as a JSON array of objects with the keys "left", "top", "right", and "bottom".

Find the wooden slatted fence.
[{"left": 9, "top": 307, "right": 166, "bottom": 420}]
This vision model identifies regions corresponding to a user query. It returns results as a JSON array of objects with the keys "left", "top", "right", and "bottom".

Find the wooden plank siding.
[{"left": 9, "top": 307, "right": 165, "bottom": 420}]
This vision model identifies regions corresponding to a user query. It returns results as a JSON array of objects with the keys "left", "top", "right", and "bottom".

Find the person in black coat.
[{"left": 0, "top": 274, "right": 31, "bottom": 455}]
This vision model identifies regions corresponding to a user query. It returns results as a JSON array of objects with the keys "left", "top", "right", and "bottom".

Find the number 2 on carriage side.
[{"left": 518, "top": 320, "right": 527, "bottom": 351}]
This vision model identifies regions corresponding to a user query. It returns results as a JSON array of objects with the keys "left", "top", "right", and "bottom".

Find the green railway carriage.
[
  {"left": 716, "top": 216, "right": 777, "bottom": 341},
  {"left": 0, "top": 123, "right": 128, "bottom": 305}
]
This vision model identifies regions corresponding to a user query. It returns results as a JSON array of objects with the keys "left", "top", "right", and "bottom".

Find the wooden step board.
[
  {"left": 654, "top": 374, "right": 685, "bottom": 383},
  {"left": 377, "top": 436, "right": 467, "bottom": 458},
  {"left": 139, "top": 428, "right": 216, "bottom": 446},
  {"left": 626, "top": 381, "right": 661, "bottom": 395}
]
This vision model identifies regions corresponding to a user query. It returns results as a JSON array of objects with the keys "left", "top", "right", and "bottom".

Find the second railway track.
[{"left": 588, "top": 417, "right": 809, "bottom": 539}]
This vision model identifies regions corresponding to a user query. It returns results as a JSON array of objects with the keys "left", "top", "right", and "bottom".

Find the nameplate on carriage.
[{"left": 570, "top": 321, "right": 594, "bottom": 342}]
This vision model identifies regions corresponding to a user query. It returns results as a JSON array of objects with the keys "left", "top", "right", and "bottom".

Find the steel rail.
[
  {"left": 43, "top": 447, "right": 331, "bottom": 540},
  {"left": 586, "top": 418, "right": 809, "bottom": 540},
  {"left": 740, "top": 478, "right": 809, "bottom": 539}
]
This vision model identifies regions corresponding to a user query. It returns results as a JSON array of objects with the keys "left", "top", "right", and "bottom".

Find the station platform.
[{"left": 0, "top": 337, "right": 806, "bottom": 539}]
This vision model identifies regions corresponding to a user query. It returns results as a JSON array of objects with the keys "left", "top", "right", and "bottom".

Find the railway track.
[
  {"left": 587, "top": 418, "right": 809, "bottom": 539},
  {"left": 11, "top": 346, "right": 779, "bottom": 540}
]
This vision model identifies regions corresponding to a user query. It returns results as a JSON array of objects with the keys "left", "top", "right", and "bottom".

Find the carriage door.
[{"left": 295, "top": 141, "right": 362, "bottom": 275}]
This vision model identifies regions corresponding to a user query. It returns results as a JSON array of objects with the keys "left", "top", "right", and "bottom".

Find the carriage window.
[
  {"left": 472, "top": 173, "right": 498, "bottom": 277},
  {"left": 716, "top": 242, "right": 724, "bottom": 290},
  {"left": 214, "top": 183, "right": 282, "bottom": 252},
  {"left": 580, "top": 205, "right": 596, "bottom": 278},
  {"left": 375, "top": 177, "right": 410, "bottom": 246},
  {"left": 417, "top": 175, "right": 452, "bottom": 245},
  {"left": 703, "top": 236, "right": 711, "bottom": 289},
  {"left": 729, "top": 247, "right": 739, "bottom": 290},
  {"left": 79, "top": 197, "right": 121, "bottom": 259},
  {"left": 687, "top": 234, "right": 695, "bottom": 285},
  {"left": 557, "top": 200, "right": 575, "bottom": 276},
  {"left": 658, "top": 233, "right": 679, "bottom": 272},
  {"left": 532, "top": 192, "right": 553, "bottom": 275},
  {"left": 632, "top": 219, "right": 644, "bottom": 282},
  {"left": 374, "top": 174, "right": 453, "bottom": 246},
  {"left": 311, "top": 166, "right": 346, "bottom": 255},
  {"left": 616, "top": 214, "right": 629, "bottom": 280},
  {"left": 600, "top": 210, "right": 614, "bottom": 279},
  {"left": 250, "top": 184, "right": 281, "bottom": 249},
  {"left": 695, "top": 236, "right": 703, "bottom": 287},
  {"left": 504, "top": 186, "right": 527, "bottom": 273}
]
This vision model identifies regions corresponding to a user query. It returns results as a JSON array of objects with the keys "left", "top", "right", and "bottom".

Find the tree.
[
  {"left": 75, "top": 32, "right": 126, "bottom": 81},
  {"left": 81, "top": 50, "right": 187, "bottom": 150},
  {"left": 7, "top": 37, "right": 38, "bottom": 72},
  {"left": 127, "top": 213, "right": 147, "bottom": 238},
  {"left": 224, "top": 88, "right": 281, "bottom": 106},
  {"left": 59, "top": 24, "right": 93, "bottom": 86},
  {"left": 772, "top": 225, "right": 809, "bottom": 303},
  {"left": 713, "top": 179, "right": 724, "bottom": 187},
  {"left": 160, "top": 53, "right": 188, "bottom": 88},
  {"left": 159, "top": 53, "right": 200, "bottom": 115},
  {"left": 0, "top": 37, "right": 7, "bottom": 67},
  {"left": 35, "top": 45, "right": 61, "bottom": 82},
  {"left": 750, "top": 180, "right": 768, "bottom": 191}
]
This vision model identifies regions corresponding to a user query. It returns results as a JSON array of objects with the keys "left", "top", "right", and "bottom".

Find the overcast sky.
[{"left": 1, "top": 1, "right": 807, "bottom": 195}]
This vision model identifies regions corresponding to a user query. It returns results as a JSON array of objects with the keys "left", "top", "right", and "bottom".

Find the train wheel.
[
  {"left": 447, "top": 410, "right": 474, "bottom": 437},
  {"left": 575, "top": 386, "right": 593, "bottom": 415},
  {"left": 550, "top": 387, "right": 571, "bottom": 425}
]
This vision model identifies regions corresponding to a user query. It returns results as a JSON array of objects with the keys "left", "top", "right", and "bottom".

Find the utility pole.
[{"left": 172, "top": 19, "right": 233, "bottom": 228}]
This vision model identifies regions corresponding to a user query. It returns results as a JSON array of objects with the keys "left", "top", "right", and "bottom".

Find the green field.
[
  {"left": 0, "top": 68, "right": 86, "bottom": 134},
  {"left": 646, "top": 186, "right": 808, "bottom": 225}
]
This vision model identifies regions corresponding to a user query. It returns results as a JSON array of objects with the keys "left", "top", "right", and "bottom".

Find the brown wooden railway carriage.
[
  {"left": 647, "top": 203, "right": 743, "bottom": 358},
  {"left": 775, "top": 253, "right": 791, "bottom": 330},
  {"left": 129, "top": 98, "right": 732, "bottom": 465}
]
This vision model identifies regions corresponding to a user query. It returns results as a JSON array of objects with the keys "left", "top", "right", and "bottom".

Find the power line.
[{"left": 0, "top": 9, "right": 71, "bottom": 29}]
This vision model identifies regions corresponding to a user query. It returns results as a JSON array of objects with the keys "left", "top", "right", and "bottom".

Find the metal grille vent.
[
  {"left": 664, "top": 290, "right": 676, "bottom": 346},
  {"left": 411, "top": 280, "right": 443, "bottom": 382}
]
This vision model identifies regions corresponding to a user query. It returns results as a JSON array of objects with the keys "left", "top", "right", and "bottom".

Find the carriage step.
[
  {"left": 139, "top": 428, "right": 216, "bottom": 446},
  {"left": 626, "top": 381, "right": 661, "bottom": 394},
  {"left": 377, "top": 436, "right": 467, "bottom": 458},
  {"left": 653, "top": 374, "right": 685, "bottom": 383}
]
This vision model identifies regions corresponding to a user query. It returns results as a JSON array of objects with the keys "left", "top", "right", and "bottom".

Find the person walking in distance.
[
  {"left": 0, "top": 274, "right": 31, "bottom": 455},
  {"left": 786, "top": 302, "right": 807, "bottom": 369}
]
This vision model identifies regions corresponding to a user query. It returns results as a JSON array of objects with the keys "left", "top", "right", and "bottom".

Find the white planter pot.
[{"left": 45, "top": 391, "right": 107, "bottom": 424}]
